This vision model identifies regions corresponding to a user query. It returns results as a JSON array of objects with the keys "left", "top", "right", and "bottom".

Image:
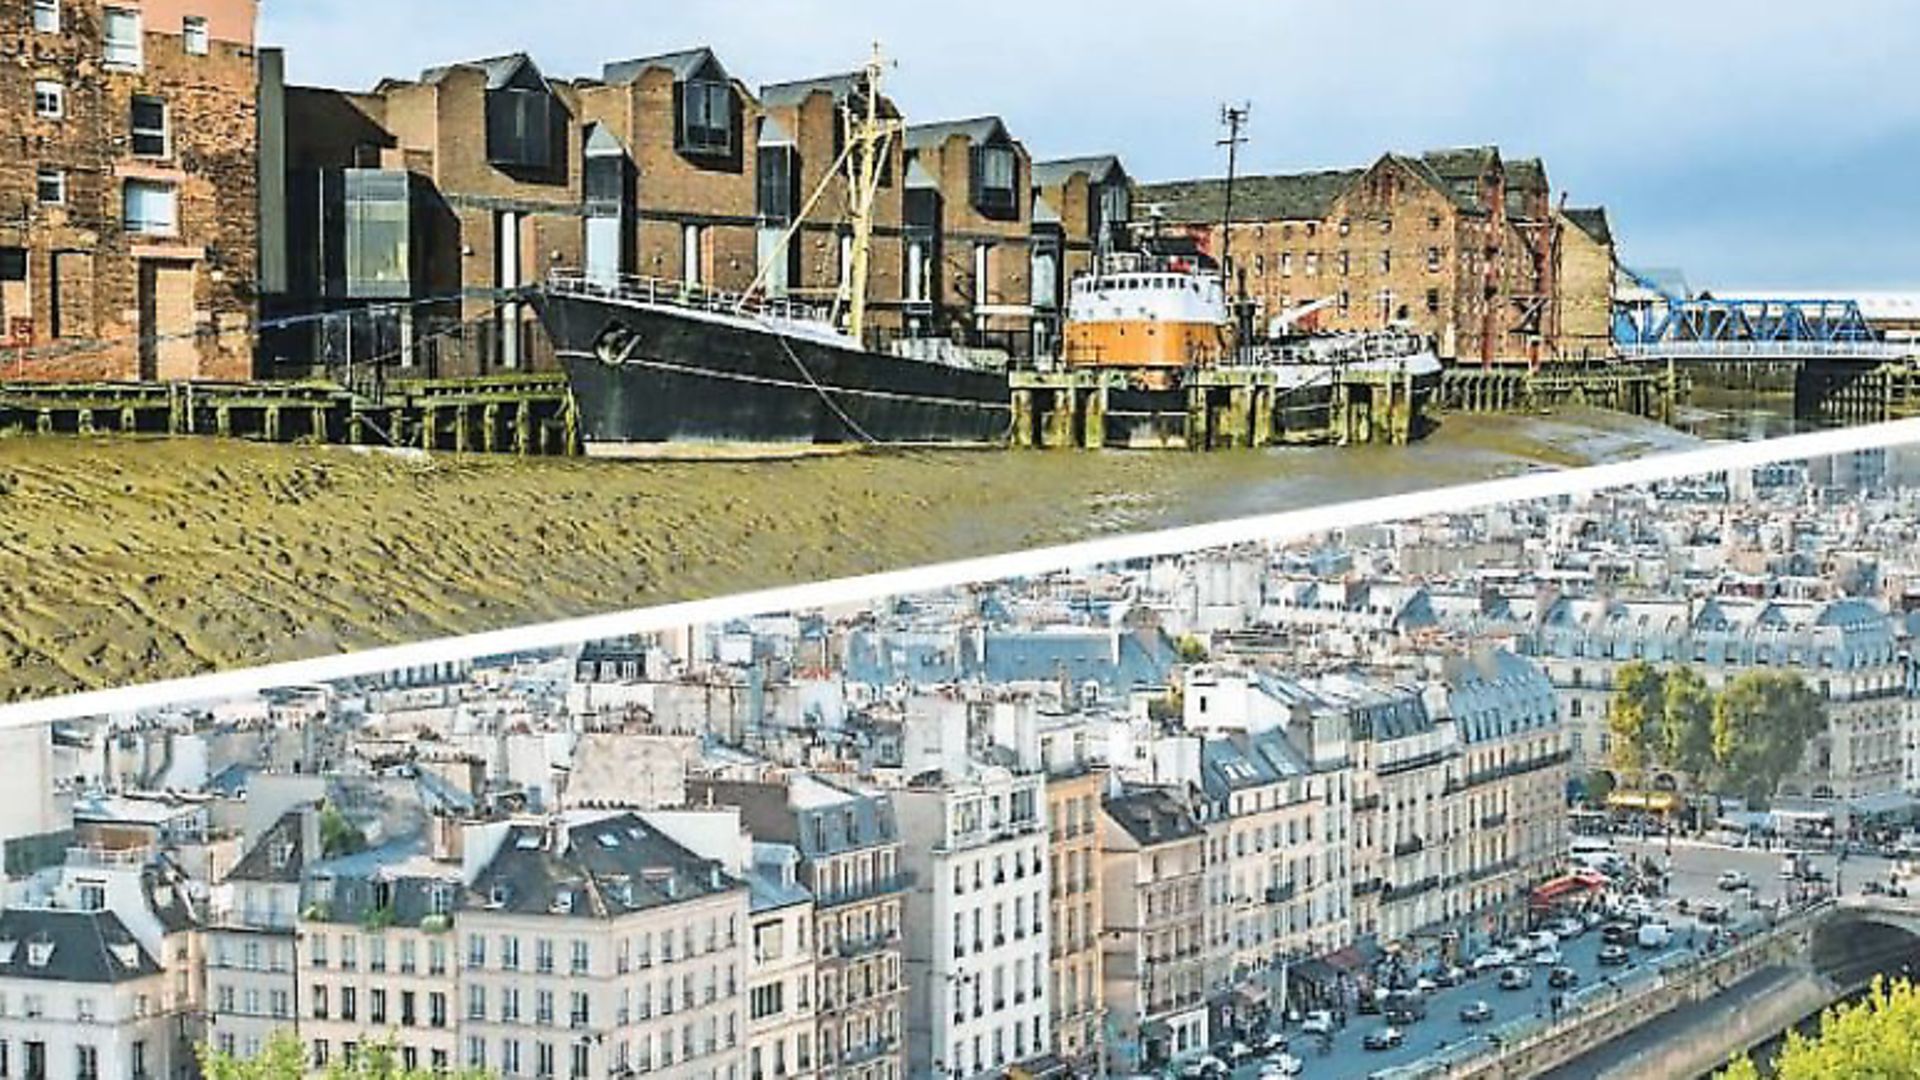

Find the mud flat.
[{"left": 0, "top": 408, "right": 1698, "bottom": 703}]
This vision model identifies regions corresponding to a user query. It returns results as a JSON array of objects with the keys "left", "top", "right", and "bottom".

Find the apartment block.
[
  {"left": 261, "top": 51, "right": 584, "bottom": 377},
  {"left": 457, "top": 814, "right": 750, "bottom": 1080},
  {"left": 756, "top": 71, "right": 911, "bottom": 338},
  {"left": 1041, "top": 764, "right": 1103, "bottom": 1067},
  {"left": 894, "top": 766, "right": 1050, "bottom": 1080},
  {"left": 903, "top": 117, "right": 1036, "bottom": 362},
  {"left": 1, "top": 0, "right": 259, "bottom": 382},
  {"left": 298, "top": 867, "right": 460, "bottom": 1072},
  {"left": 687, "top": 775, "right": 908, "bottom": 1080},
  {"left": 743, "top": 845, "right": 817, "bottom": 1080},
  {"left": 205, "top": 808, "right": 307, "bottom": 1059},
  {"left": 1099, "top": 788, "right": 1207, "bottom": 1074}
]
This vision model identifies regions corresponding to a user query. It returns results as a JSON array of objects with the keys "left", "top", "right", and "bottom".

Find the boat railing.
[
  {"left": 545, "top": 269, "right": 833, "bottom": 327},
  {"left": 1227, "top": 329, "right": 1435, "bottom": 368}
]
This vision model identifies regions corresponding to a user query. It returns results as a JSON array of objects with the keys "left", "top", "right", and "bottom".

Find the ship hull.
[{"left": 537, "top": 292, "right": 1011, "bottom": 451}]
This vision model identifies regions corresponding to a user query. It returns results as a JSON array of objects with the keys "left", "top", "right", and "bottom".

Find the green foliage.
[
  {"left": 202, "top": 1032, "right": 496, "bottom": 1080},
  {"left": 1607, "top": 660, "right": 1665, "bottom": 776},
  {"left": 1712, "top": 670, "right": 1826, "bottom": 806},
  {"left": 1174, "top": 634, "right": 1209, "bottom": 665},
  {"left": 1660, "top": 666, "right": 1717, "bottom": 779},
  {"left": 1722, "top": 978, "right": 1920, "bottom": 1079},
  {"left": 319, "top": 802, "right": 367, "bottom": 858},
  {"left": 1147, "top": 687, "right": 1184, "bottom": 724},
  {"left": 1585, "top": 769, "right": 1617, "bottom": 805}
]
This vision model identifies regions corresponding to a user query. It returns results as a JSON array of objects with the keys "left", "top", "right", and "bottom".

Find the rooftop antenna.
[{"left": 1217, "top": 102, "right": 1250, "bottom": 292}]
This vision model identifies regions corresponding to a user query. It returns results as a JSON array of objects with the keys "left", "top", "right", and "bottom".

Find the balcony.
[
  {"left": 1376, "top": 748, "right": 1452, "bottom": 778},
  {"left": 1392, "top": 836, "right": 1425, "bottom": 858},
  {"left": 839, "top": 1037, "right": 899, "bottom": 1068},
  {"left": 1481, "top": 812, "right": 1509, "bottom": 829},
  {"left": 1352, "top": 794, "right": 1382, "bottom": 813},
  {"left": 1264, "top": 882, "right": 1298, "bottom": 904},
  {"left": 832, "top": 929, "right": 900, "bottom": 961},
  {"left": 1352, "top": 877, "right": 1383, "bottom": 897},
  {"left": 815, "top": 873, "right": 914, "bottom": 910}
]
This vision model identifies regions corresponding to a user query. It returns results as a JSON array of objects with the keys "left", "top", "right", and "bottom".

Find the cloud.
[{"left": 262, "top": 0, "right": 1920, "bottom": 289}]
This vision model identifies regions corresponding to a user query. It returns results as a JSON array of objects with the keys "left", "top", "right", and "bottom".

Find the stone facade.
[
  {"left": 1043, "top": 765, "right": 1104, "bottom": 1067},
  {"left": 1558, "top": 207, "right": 1616, "bottom": 359},
  {"left": 1, "top": 0, "right": 259, "bottom": 382}
]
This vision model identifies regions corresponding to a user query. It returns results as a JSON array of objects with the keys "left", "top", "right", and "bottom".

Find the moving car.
[
  {"left": 1459, "top": 999, "right": 1495, "bottom": 1024},
  {"left": 1548, "top": 965, "right": 1580, "bottom": 989},
  {"left": 1261, "top": 1054, "right": 1304, "bottom": 1078},
  {"left": 1300, "top": 1011, "right": 1335, "bottom": 1037},
  {"left": 1363, "top": 1027, "right": 1405, "bottom": 1051},
  {"left": 1554, "top": 916, "right": 1587, "bottom": 938},
  {"left": 1599, "top": 944, "right": 1631, "bottom": 966},
  {"left": 1638, "top": 922, "right": 1673, "bottom": 949},
  {"left": 1532, "top": 945, "right": 1564, "bottom": 966},
  {"left": 1717, "top": 869, "right": 1751, "bottom": 891},
  {"left": 1384, "top": 996, "right": 1427, "bottom": 1025},
  {"left": 1602, "top": 922, "right": 1637, "bottom": 945},
  {"left": 1498, "top": 966, "right": 1534, "bottom": 990},
  {"left": 1471, "top": 948, "right": 1515, "bottom": 973},
  {"left": 1696, "top": 900, "right": 1730, "bottom": 925},
  {"left": 1432, "top": 965, "right": 1465, "bottom": 987}
]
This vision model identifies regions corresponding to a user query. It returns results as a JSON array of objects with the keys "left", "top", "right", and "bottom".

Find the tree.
[
  {"left": 1660, "top": 666, "right": 1717, "bottom": 780},
  {"left": 1712, "top": 670, "right": 1826, "bottom": 806},
  {"left": 1721, "top": 978, "right": 1920, "bottom": 1078},
  {"left": 202, "top": 1033, "right": 495, "bottom": 1080},
  {"left": 1174, "top": 634, "right": 1209, "bottom": 665},
  {"left": 318, "top": 801, "right": 367, "bottom": 858},
  {"left": 1606, "top": 660, "right": 1665, "bottom": 778},
  {"left": 1585, "top": 769, "right": 1617, "bottom": 806}
]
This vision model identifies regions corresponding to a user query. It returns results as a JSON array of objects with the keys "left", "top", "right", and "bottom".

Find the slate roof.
[
  {"left": 689, "top": 776, "right": 899, "bottom": 859},
  {"left": 1505, "top": 157, "right": 1547, "bottom": 194},
  {"left": 143, "top": 857, "right": 204, "bottom": 934},
  {"left": 0, "top": 910, "right": 161, "bottom": 984},
  {"left": 906, "top": 116, "right": 1010, "bottom": 152},
  {"left": 466, "top": 813, "right": 738, "bottom": 919},
  {"left": 228, "top": 809, "right": 308, "bottom": 885},
  {"left": 1438, "top": 650, "right": 1558, "bottom": 746},
  {"left": 420, "top": 53, "right": 544, "bottom": 91},
  {"left": 1199, "top": 730, "right": 1310, "bottom": 801},
  {"left": 603, "top": 47, "right": 726, "bottom": 87},
  {"left": 1134, "top": 169, "right": 1361, "bottom": 225},
  {"left": 1104, "top": 788, "right": 1203, "bottom": 847},
  {"left": 1563, "top": 207, "right": 1613, "bottom": 248},
  {"left": 1032, "top": 155, "right": 1127, "bottom": 190},
  {"left": 1421, "top": 146, "right": 1500, "bottom": 181}
]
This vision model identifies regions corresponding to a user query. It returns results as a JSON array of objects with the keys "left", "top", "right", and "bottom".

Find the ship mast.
[{"left": 841, "top": 43, "right": 901, "bottom": 347}]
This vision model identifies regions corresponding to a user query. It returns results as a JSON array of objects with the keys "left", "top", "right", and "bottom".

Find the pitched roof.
[
  {"left": 1563, "top": 207, "right": 1613, "bottom": 247},
  {"left": 1421, "top": 145, "right": 1501, "bottom": 180},
  {"left": 0, "top": 910, "right": 161, "bottom": 984},
  {"left": 603, "top": 47, "right": 727, "bottom": 87},
  {"left": 758, "top": 71, "right": 899, "bottom": 118},
  {"left": 1505, "top": 157, "right": 1548, "bottom": 194},
  {"left": 467, "top": 813, "right": 738, "bottom": 919},
  {"left": 1133, "top": 169, "right": 1362, "bottom": 225},
  {"left": 227, "top": 809, "right": 308, "bottom": 884},
  {"left": 905, "top": 116, "right": 1010, "bottom": 152},
  {"left": 1032, "top": 155, "right": 1126, "bottom": 190},
  {"left": 420, "top": 53, "right": 544, "bottom": 92}
]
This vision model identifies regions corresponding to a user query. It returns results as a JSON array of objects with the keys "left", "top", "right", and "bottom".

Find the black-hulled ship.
[
  {"left": 536, "top": 46, "right": 1011, "bottom": 455},
  {"left": 536, "top": 275, "right": 1010, "bottom": 454}
]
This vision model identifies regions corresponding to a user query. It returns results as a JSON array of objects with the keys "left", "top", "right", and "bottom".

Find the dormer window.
[
  {"left": 0, "top": 938, "right": 16, "bottom": 964},
  {"left": 26, "top": 938, "right": 54, "bottom": 968},
  {"left": 972, "top": 145, "right": 1017, "bottom": 216},
  {"left": 679, "top": 79, "right": 733, "bottom": 157},
  {"left": 486, "top": 87, "right": 555, "bottom": 171}
]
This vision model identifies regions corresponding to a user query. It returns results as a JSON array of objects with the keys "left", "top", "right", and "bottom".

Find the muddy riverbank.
[{"left": 0, "top": 408, "right": 1699, "bottom": 702}]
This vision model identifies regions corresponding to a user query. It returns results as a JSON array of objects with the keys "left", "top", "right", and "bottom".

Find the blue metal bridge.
[{"left": 1613, "top": 269, "right": 1909, "bottom": 360}]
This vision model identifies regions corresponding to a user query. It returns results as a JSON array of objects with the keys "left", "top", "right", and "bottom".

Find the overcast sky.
[{"left": 262, "top": 0, "right": 1920, "bottom": 292}]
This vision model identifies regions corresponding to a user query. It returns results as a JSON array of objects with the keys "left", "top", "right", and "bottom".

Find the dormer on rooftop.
[
  {"left": 477, "top": 55, "right": 561, "bottom": 173},
  {"left": 603, "top": 48, "right": 739, "bottom": 162}
]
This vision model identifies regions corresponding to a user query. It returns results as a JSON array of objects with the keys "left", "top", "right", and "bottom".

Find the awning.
[
  {"left": 1235, "top": 983, "right": 1269, "bottom": 1006},
  {"left": 1848, "top": 791, "right": 1920, "bottom": 821},
  {"left": 1606, "top": 790, "right": 1681, "bottom": 813},
  {"left": 1291, "top": 958, "right": 1339, "bottom": 984},
  {"left": 1008, "top": 1054, "right": 1072, "bottom": 1080},
  {"left": 1530, "top": 872, "right": 1606, "bottom": 907}
]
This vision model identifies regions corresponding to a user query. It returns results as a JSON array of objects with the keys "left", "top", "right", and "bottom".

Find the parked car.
[
  {"left": 1555, "top": 916, "right": 1587, "bottom": 938},
  {"left": 1717, "top": 869, "right": 1751, "bottom": 891},
  {"left": 1434, "top": 965, "right": 1466, "bottom": 987},
  {"left": 1356, "top": 992, "right": 1381, "bottom": 1015},
  {"left": 1528, "top": 930, "right": 1561, "bottom": 952},
  {"left": 1506, "top": 935, "right": 1539, "bottom": 958},
  {"left": 1548, "top": 965, "right": 1580, "bottom": 989},
  {"left": 1363, "top": 1027, "right": 1405, "bottom": 1051},
  {"left": 1696, "top": 900, "right": 1731, "bottom": 925},
  {"left": 1384, "top": 994, "right": 1427, "bottom": 1025},
  {"left": 1498, "top": 966, "right": 1534, "bottom": 991},
  {"left": 1532, "top": 945, "right": 1564, "bottom": 967},
  {"left": 1258, "top": 1033, "right": 1290, "bottom": 1055},
  {"left": 1300, "top": 1011, "right": 1334, "bottom": 1037},
  {"left": 1459, "top": 999, "right": 1495, "bottom": 1024},
  {"left": 1602, "top": 922, "right": 1636, "bottom": 945},
  {"left": 1638, "top": 922, "right": 1673, "bottom": 949},
  {"left": 1599, "top": 944, "right": 1631, "bottom": 966}
]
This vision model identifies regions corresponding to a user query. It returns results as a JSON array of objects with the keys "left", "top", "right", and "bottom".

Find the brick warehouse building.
[
  {"left": 904, "top": 116, "right": 1038, "bottom": 362},
  {"left": 1, "top": 0, "right": 259, "bottom": 383},
  {"left": 1135, "top": 146, "right": 1600, "bottom": 364}
]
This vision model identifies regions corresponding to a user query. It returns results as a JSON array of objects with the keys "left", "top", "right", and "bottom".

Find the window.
[
  {"left": 34, "top": 81, "right": 63, "bottom": 120},
  {"left": 680, "top": 79, "right": 732, "bottom": 156},
  {"left": 182, "top": 15, "right": 209, "bottom": 55},
  {"left": 33, "top": 0, "right": 57, "bottom": 33},
  {"left": 102, "top": 7, "right": 141, "bottom": 67},
  {"left": 36, "top": 168, "right": 64, "bottom": 204},
  {"left": 756, "top": 145, "right": 793, "bottom": 222},
  {"left": 1425, "top": 288, "right": 1441, "bottom": 314},
  {"left": 123, "top": 181, "right": 177, "bottom": 236},
  {"left": 1379, "top": 249, "right": 1392, "bottom": 274},
  {"left": 131, "top": 96, "right": 168, "bottom": 157},
  {"left": 973, "top": 145, "right": 1017, "bottom": 214}
]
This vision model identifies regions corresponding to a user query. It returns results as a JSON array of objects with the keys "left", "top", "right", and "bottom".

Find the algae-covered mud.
[{"left": 0, "top": 408, "right": 1698, "bottom": 702}]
